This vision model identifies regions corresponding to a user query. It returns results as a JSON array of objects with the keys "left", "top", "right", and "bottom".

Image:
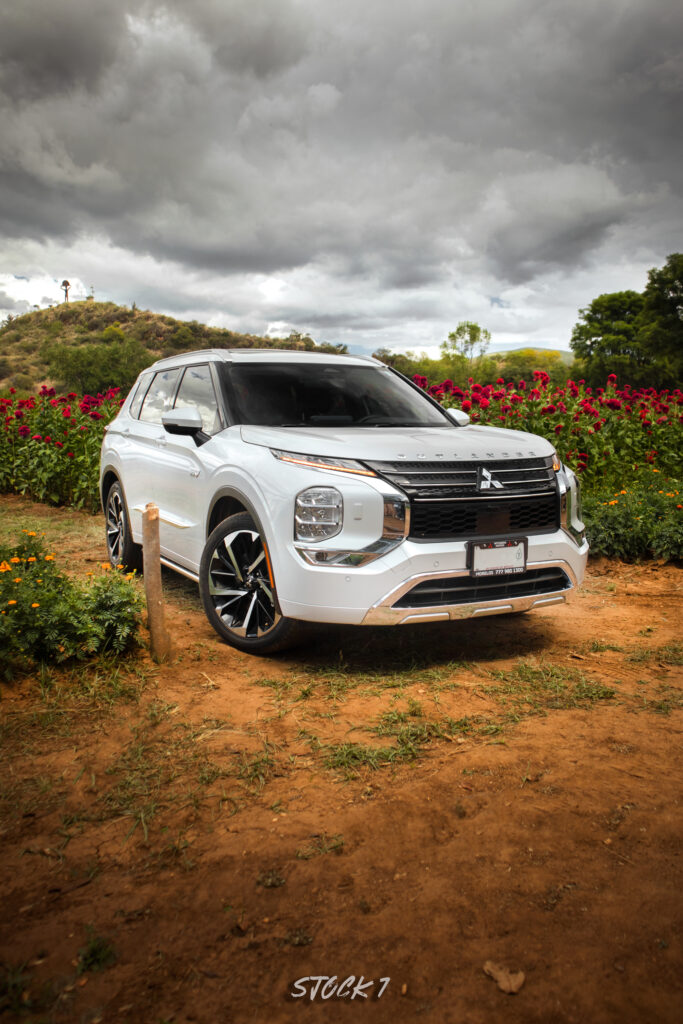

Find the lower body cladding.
[{"left": 276, "top": 531, "right": 589, "bottom": 626}]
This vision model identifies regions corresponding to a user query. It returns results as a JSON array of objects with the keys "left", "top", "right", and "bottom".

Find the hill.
[
  {"left": 0, "top": 300, "right": 346, "bottom": 393},
  {"left": 490, "top": 346, "right": 574, "bottom": 366}
]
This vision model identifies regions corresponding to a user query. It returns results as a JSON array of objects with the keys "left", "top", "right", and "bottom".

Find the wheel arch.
[
  {"left": 206, "top": 488, "right": 269, "bottom": 543},
  {"left": 100, "top": 467, "right": 120, "bottom": 513}
]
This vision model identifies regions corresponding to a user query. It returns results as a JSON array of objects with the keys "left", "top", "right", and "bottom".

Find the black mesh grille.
[
  {"left": 393, "top": 568, "right": 571, "bottom": 608},
  {"left": 409, "top": 494, "right": 559, "bottom": 540}
]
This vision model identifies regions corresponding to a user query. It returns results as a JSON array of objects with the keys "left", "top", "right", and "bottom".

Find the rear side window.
[
  {"left": 174, "top": 364, "right": 222, "bottom": 434},
  {"left": 129, "top": 373, "right": 153, "bottom": 419},
  {"left": 139, "top": 368, "right": 181, "bottom": 423}
]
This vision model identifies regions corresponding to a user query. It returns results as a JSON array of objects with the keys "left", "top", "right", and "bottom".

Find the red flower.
[
  {"left": 461, "top": 400, "right": 472, "bottom": 412},
  {"left": 554, "top": 423, "right": 564, "bottom": 434},
  {"left": 9, "top": 387, "right": 16, "bottom": 394},
  {"left": 607, "top": 373, "right": 617, "bottom": 386},
  {"left": 18, "top": 425, "right": 30, "bottom": 437},
  {"left": 66, "top": 452, "right": 74, "bottom": 458},
  {"left": 62, "top": 406, "right": 71, "bottom": 418},
  {"left": 541, "top": 404, "right": 556, "bottom": 414},
  {"left": 31, "top": 433, "right": 42, "bottom": 441},
  {"left": 479, "top": 397, "right": 490, "bottom": 409},
  {"left": 496, "top": 377, "right": 504, "bottom": 384},
  {"left": 55, "top": 440, "right": 64, "bottom": 448},
  {"left": 577, "top": 462, "right": 587, "bottom": 472}
]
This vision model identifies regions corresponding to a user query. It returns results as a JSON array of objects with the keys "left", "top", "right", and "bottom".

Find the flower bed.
[
  {"left": 0, "top": 530, "right": 142, "bottom": 677},
  {"left": 416, "top": 371, "right": 682, "bottom": 492},
  {"left": 0, "top": 385, "right": 123, "bottom": 510}
]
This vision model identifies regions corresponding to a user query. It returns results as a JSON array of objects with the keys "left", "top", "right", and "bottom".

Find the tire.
[
  {"left": 105, "top": 481, "right": 143, "bottom": 572},
  {"left": 199, "top": 513, "right": 303, "bottom": 654}
]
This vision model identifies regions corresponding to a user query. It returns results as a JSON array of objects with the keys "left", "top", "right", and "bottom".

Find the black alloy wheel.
[{"left": 199, "top": 512, "right": 303, "bottom": 654}]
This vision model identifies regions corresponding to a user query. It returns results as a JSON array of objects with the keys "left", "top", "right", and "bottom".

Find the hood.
[{"left": 240, "top": 424, "right": 555, "bottom": 462}]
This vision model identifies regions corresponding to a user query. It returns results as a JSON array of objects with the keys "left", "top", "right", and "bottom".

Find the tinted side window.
[
  {"left": 139, "top": 368, "right": 181, "bottom": 423},
  {"left": 174, "top": 364, "right": 222, "bottom": 434}
]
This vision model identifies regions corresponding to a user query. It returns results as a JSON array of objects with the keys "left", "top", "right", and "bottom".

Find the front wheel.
[{"left": 199, "top": 513, "right": 303, "bottom": 654}]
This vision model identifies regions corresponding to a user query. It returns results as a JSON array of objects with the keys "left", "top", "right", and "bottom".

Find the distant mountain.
[{"left": 0, "top": 300, "right": 345, "bottom": 392}]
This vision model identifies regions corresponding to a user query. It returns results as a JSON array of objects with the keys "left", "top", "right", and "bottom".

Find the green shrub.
[
  {"left": 583, "top": 472, "right": 683, "bottom": 560},
  {"left": 0, "top": 532, "right": 142, "bottom": 677}
]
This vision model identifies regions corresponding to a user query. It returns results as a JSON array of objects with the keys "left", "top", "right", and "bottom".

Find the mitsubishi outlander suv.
[{"left": 99, "top": 349, "right": 588, "bottom": 653}]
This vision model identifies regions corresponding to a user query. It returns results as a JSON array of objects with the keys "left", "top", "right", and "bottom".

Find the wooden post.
[{"left": 142, "top": 503, "right": 172, "bottom": 662}]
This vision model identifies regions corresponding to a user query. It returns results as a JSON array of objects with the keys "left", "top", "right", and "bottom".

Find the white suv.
[{"left": 100, "top": 349, "right": 588, "bottom": 653}]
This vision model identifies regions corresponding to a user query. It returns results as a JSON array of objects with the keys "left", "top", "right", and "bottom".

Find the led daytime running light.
[{"left": 271, "top": 450, "right": 376, "bottom": 477}]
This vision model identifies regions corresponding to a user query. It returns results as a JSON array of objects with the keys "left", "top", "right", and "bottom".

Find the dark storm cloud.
[
  {"left": 0, "top": 0, "right": 128, "bottom": 101},
  {"left": 0, "top": 0, "right": 681, "bottom": 344}
]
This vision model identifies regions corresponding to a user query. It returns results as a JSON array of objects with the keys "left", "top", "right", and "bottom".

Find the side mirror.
[
  {"left": 162, "top": 407, "right": 210, "bottom": 446},
  {"left": 446, "top": 407, "right": 470, "bottom": 427}
]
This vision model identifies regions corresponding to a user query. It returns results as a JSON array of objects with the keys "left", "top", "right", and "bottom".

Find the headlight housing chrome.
[{"left": 295, "top": 487, "right": 343, "bottom": 541}]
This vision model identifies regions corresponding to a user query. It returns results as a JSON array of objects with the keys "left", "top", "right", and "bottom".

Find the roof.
[{"left": 149, "top": 348, "right": 379, "bottom": 370}]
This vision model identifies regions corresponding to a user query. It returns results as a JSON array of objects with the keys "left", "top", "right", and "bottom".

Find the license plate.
[{"left": 470, "top": 539, "right": 526, "bottom": 577}]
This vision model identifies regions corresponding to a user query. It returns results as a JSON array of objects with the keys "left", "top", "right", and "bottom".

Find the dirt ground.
[{"left": 0, "top": 495, "right": 681, "bottom": 1024}]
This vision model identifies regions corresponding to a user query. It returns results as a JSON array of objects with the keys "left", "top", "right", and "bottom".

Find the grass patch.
[
  {"left": 485, "top": 660, "right": 616, "bottom": 714},
  {"left": 77, "top": 928, "right": 116, "bottom": 974},
  {"left": 627, "top": 642, "right": 683, "bottom": 665},
  {"left": 296, "top": 833, "right": 344, "bottom": 859}
]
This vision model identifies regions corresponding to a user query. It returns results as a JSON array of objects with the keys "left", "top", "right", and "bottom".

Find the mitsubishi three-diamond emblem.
[{"left": 477, "top": 467, "right": 504, "bottom": 491}]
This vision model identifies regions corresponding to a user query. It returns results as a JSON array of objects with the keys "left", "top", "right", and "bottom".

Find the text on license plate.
[{"left": 471, "top": 540, "right": 526, "bottom": 576}]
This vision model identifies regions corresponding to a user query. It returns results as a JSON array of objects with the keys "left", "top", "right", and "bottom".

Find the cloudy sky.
[{"left": 0, "top": 0, "right": 681, "bottom": 356}]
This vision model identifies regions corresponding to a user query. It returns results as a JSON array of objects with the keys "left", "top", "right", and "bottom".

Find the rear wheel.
[
  {"left": 105, "top": 481, "right": 142, "bottom": 571},
  {"left": 199, "top": 513, "right": 303, "bottom": 654}
]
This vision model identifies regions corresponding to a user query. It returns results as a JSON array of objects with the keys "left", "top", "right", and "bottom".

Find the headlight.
[
  {"left": 552, "top": 452, "right": 562, "bottom": 472},
  {"left": 295, "top": 487, "right": 343, "bottom": 541},
  {"left": 272, "top": 449, "right": 376, "bottom": 477}
]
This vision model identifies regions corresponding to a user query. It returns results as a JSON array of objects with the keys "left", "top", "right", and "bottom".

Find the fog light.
[{"left": 295, "top": 487, "right": 343, "bottom": 541}]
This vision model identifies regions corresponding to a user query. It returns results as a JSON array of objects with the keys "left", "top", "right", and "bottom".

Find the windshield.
[{"left": 222, "top": 363, "right": 451, "bottom": 428}]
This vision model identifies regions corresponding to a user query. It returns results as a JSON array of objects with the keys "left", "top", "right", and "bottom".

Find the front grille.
[
  {"left": 364, "top": 456, "right": 556, "bottom": 498},
  {"left": 393, "top": 568, "right": 571, "bottom": 608},
  {"left": 365, "top": 455, "right": 559, "bottom": 540},
  {"left": 409, "top": 494, "right": 559, "bottom": 539}
]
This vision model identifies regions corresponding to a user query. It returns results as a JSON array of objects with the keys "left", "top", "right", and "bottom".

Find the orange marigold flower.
[
  {"left": 26, "top": 531, "right": 36, "bottom": 536},
  {"left": 31, "top": 603, "right": 40, "bottom": 608},
  {"left": 101, "top": 563, "right": 110, "bottom": 570},
  {"left": 0, "top": 561, "right": 11, "bottom": 572},
  {"left": 44, "top": 554, "right": 55, "bottom": 561},
  {"left": 608, "top": 499, "right": 619, "bottom": 505},
  {"left": 27, "top": 556, "right": 37, "bottom": 562},
  {"left": 10, "top": 557, "right": 21, "bottom": 563},
  {"left": 7, "top": 600, "right": 17, "bottom": 605},
  {"left": 13, "top": 577, "right": 22, "bottom": 583}
]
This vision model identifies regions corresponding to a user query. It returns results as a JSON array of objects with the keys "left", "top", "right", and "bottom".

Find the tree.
[
  {"left": 570, "top": 254, "right": 683, "bottom": 388},
  {"left": 570, "top": 290, "right": 646, "bottom": 386},
  {"left": 638, "top": 253, "right": 683, "bottom": 386},
  {"left": 441, "top": 321, "right": 491, "bottom": 364}
]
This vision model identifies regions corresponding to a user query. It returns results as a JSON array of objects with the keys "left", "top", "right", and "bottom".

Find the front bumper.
[{"left": 360, "top": 556, "right": 581, "bottom": 625}]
